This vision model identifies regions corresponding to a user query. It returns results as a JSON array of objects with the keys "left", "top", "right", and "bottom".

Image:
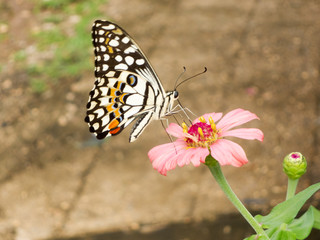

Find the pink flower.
[{"left": 148, "top": 108, "right": 264, "bottom": 175}]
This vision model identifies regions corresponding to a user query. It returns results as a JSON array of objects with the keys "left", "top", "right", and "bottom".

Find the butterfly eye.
[
  {"left": 173, "top": 91, "right": 179, "bottom": 99},
  {"left": 127, "top": 74, "right": 137, "bottom": 87}
]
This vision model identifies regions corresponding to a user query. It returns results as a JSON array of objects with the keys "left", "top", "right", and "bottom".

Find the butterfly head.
[
  {"left": 173, "top": 90, "right": 179, "bottom": 99},
  {"left": 165, "top": 90, "right": 179, "bottom": 113}
]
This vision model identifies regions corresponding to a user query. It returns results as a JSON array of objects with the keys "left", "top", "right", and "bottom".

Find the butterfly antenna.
[
  {"left": 175, "top": 67, "right": 207, "bottom": 90},
  {"left": 174, "top": 66, "right": 187, "bottom": 89}
]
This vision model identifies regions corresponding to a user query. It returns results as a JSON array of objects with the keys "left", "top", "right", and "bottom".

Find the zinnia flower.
[{"left": 148, "top": 108, "right": 264, "bottom": 175}]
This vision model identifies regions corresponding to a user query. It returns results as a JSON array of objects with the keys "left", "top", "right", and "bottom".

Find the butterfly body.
[{"left": 85, "top": 20, "right": 178, "bottom": 142}]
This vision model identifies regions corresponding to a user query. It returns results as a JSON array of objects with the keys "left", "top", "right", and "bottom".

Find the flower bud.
[{"left": 283, "top": 152, "right": 307, "bottom": 179}]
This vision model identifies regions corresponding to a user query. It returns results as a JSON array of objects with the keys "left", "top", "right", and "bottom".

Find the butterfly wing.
[
  {"left": 85, "top": 20, "right": 166, "bottom": 141},
  {"left": 92, "top": 20, "right": 166, "bottom": 95}
]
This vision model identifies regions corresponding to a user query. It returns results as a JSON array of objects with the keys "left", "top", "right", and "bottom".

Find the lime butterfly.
[{"left": 85, "top": 20, "right": 179, "bottom": 142}]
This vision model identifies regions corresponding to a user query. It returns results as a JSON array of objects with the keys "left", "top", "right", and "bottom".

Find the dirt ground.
[{"left": 1, "top": 0, "right": 320, "bottom": 239}]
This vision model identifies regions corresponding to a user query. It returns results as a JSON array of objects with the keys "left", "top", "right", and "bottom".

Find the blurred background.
[{"left": 1, "top": 0, "right": 320, "bottom": 239}]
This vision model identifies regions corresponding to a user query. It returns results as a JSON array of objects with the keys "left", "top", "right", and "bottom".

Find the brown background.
[{"left": 1, "top": 0, "right": 320, "bottom": 239}]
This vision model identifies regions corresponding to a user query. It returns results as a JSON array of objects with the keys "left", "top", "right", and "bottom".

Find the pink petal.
[
  {"left": 219, "top": 128, "right": 264, "bottom": 141},
  {"left": 149, "top": 109, "right": 263, "bottom": 174},
  {"left": 166, "top": 123, "right": 198, "bottom": 142},
  {"left": 177, "top": 148, "right": 194, "bottom": 166},
  {"left": 176, "top": 147, "right": 209, "bottom": 168},
  {"left": 193, "top": 112, "right": 223, "bottom": 124},
  {"left": 148, "top": 140, "right": 186, "bottom": 176},
  {"left": 190, "top": 147, "right": 209, "bottom": 166},
  {"left": 166, "top": 123, "right": 185, "bottom": 138},
  {"left": 210, "top": 139, "right": 248, "bottom": 167},
  {"left": 217, "top": 109, "right": 260, "bottom": 132}
]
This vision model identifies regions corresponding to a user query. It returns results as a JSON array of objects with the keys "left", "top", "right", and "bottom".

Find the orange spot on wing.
[
  {"left": 109, "top": 89, "right": 118, "bottom": 97},
  {"left": 115, "top": 81, "right": 122, "bottom": 89},
  {"left": 119, "top": 93, "right": 127, "bottom": 103},
  {"left": 113, "top": 109, "right": 121, "bottom": 117},
  {"left": 109, "top": 119, "right": 119, "bottom": 129},
  {"left": 104, "top": 38, "right": 113, "bottom": 53},
  {"left": 112, "top": 28, "right": 123, "bottom": 35},
  {"left": 110, "top": 127, "right": 121, "bottom": 135},
  {"left": 107, "top": 46, "right": 113, "bottom": 53},
  {"left": 106, "top": 104, "right": 114, "bottom": 112},
  {"left": 109, "top": 97, "right": 117, "bottom": 103}
]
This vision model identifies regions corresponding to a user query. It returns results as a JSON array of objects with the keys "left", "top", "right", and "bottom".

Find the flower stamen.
[
  {"left": 182, "top": 122, "right": 188, "bottom": 133},
  {"left": 184, "top": 117, "right": 219, "bottom": 149},
  {"left": 198, "top": 127, "right": 204, "bottom": 138},
  {"left": 199, "top": 116, "right": 206, "bottom": 123},
  {"left": 209, "top": 117, "right": 216, "bottom": 132}
]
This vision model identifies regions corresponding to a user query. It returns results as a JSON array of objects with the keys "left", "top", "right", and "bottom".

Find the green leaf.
[
  {"left": 313, "top": 206, "right": 320, "bottom": 229},
  {"left": 287, "top": 206, "right": 315, "bottom": 239},
  {"left": 270, "top": 224, "right": 296, "bottom": 240},
  {"left": 256, "top": 182, "right": 320, "bottom": 228},
  {"left": 244, "top": 234, "right": 269, "bottom": 240},
  {"left": 243, "top": 235, "right": 255, "bottom": 240}
]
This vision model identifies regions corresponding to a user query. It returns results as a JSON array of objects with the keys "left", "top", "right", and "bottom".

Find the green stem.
[
  {"left": 286, "top": 178, "right": 299, "bottom": 200},
  {"left": 205, "top": 155, "right": 269, "bottom": 239}
]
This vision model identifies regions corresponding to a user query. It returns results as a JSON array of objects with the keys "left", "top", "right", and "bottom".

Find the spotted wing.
[
  {"left": 85, "top": 70, "right": 158, "bottom": 140},
  {"left": 85, "top": 20, "right": 163, "bottom": 141},
  {"left": 92, "top": 20, "right": 166, "bottom": 96}
]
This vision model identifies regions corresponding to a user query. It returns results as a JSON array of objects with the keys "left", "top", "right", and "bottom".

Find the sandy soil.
[{"left": 0, "top": 0, "right": 320, "bottom": 239}]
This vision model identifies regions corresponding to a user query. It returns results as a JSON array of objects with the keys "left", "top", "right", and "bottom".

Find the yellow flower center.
[{"left": 184, "top": 117, "right": 218, "bottom": 148}]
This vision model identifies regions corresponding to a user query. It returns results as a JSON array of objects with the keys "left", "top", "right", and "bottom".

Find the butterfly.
[{"left": 85, "top": 20, "right": 179, "bottom": 142}]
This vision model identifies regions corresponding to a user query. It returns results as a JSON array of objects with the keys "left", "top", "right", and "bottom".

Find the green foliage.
[
  {"left": 288, "top": 207, "right": 319, "bottom": 239},
  {"left": 255, "top": 182, "right": 320, "bottom": 227},
  {"left": 245, "top": 235, "right": 269, "bottom": 240},
  {"left": 245, "top": 182, "right": 320, "bottom": 240},
  {"left": 24, "top": 0, "right": 107, "bottom": 92},
  {"left": 269, "top": 224, "right": 296, "bottom": 240},
  {"left": 43, "top": 15, "right": 63, "bottom": 24},
  {"left": 30, "top": 78, "right": 47, "bottom": 93},
  {"left": 37, "top": 0, "right": 79, "bottom": 10},
  {"left": 13, "top": 50, "right": 27, "bottom": 62},
  {"left": 313, "top": 206, "right": 320, "bottom": 229},
  {"left": 34, "top": 27, "right": 65, "bottom": 50}
]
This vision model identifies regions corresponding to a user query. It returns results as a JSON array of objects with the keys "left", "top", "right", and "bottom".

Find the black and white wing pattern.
[{"left": 85, "top": 20, "right": 178, "bottom": 142}]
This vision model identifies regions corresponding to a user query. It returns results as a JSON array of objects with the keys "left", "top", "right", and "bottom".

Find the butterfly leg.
[
  {"left": 160, "top": 119, "right": 179, "bottom": 154},
  {"left": 166, "top": 104, "right": 195, "bottom": 124},
  {"left": 176, "top": 100, "right": 195, "bottom": 123},
  {"left": 181, "top": 106, "right": 197, "bottom": 118},
  {"left": 160, "top": 119, "right": 173, "bottom": 141},
  {"left": 170, "top": 105, "right": 195, "bottom": 116}
]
